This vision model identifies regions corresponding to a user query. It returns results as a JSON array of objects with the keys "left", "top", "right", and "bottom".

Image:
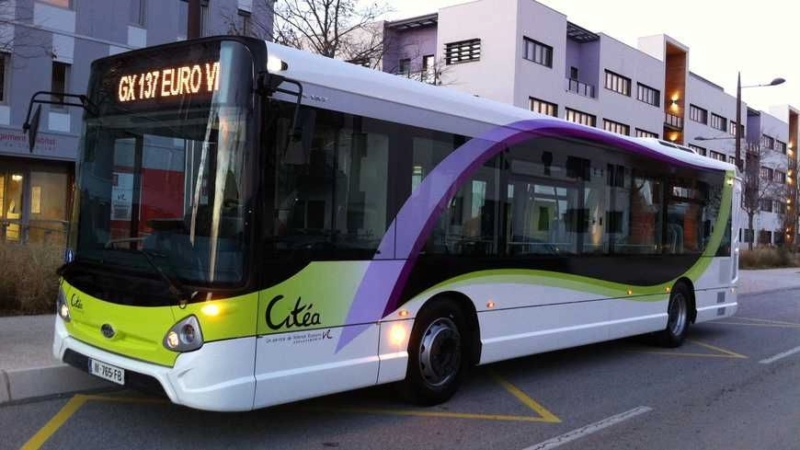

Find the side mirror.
[{"left": 23, "top": 105, "right": 42, "bottom": 152}]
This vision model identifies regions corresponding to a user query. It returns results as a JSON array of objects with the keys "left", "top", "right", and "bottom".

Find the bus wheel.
[
  {"left": 658, "top": 284, "right": 691, "bottom": 348},
  {"left": 404, "top": 300, "right": 467, "bottom": 406}
]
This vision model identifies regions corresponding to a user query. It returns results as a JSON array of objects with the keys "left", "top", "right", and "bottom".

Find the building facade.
[
  {"left": 0, "top": 0, "right": 272, "bottom": 245},
  {"left": 382, "top": 0, "right": 799, "bottom": 247}
]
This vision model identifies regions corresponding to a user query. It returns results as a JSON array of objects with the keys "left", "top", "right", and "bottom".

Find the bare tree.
[
  {"left": 225, "top": 0, "right": 391, "bottom": 64},
  {"left": 742, "top": 141, "right": 787, "bottom": 250},
  {"left": 0, "top": 2, "right": 50, "bottom": 60},
  {"left": 384, "top": 37, "right": 452, "bottom": 86}
]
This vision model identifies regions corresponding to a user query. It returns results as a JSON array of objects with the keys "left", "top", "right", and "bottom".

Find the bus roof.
[{"left": 265, "top": 42, "right": 734, "bottom": 174}]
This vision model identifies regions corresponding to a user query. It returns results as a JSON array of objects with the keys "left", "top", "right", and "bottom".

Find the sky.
[{"left": 382, "top": 0, "right": 800, "bottom": 114}]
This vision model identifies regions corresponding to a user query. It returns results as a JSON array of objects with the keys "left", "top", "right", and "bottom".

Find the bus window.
[
  {"left": 618, "top": 173, "right": 663, "bottom": 254},
  {"left": 270, "top": 107, "right": 390, "bottom": 259},
  {"left": 425, "top": 156, "right": 501, "bottom": 256}
]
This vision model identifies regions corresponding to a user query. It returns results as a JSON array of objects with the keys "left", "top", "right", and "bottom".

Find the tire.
[
  {"left": 657, "top": 284, "right": 691, "bottom": 348},
  {"left": 403, "top": 300, "right": 468, "bottom": 406}
]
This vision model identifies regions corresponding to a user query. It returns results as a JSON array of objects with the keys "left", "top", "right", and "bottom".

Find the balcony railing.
[
  {"left": 664, "top": 113, "right": 683, "bottom": 130},
  {"left": 565, "top": 78, "right": 596, "bottom": 99}
]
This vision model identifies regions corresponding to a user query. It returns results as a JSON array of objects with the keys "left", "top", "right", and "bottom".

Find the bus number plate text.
[{"left": 89, "top": 359, "right": 125, "bottom": 385}]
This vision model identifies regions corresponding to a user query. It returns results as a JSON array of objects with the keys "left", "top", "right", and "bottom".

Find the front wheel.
[
  {"left": 657, "top": 285, "right": 691, "bottom": 348},
  {"left": 403, "top": 300, "right": 467, "bottom": 406}
]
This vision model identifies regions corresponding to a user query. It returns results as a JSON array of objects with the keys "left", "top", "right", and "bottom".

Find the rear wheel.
[
  {"left": 657, "top": 284, "right": 691, "bottom": 348},
  {"left": 404, "top": 300, "right": 467, "bottom": 405}
]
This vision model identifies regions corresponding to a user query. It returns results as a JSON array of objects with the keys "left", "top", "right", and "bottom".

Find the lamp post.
[{"left": 734, "top": 73, "right": 786, "bottom": 171}]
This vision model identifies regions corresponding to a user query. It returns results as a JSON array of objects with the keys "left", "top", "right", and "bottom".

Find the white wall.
[
  {"left": 437, "top": 0, "right": 520, "bottom": 104},
  {"left": 595, "top": 34, "right": 664, "bottom": 137}
]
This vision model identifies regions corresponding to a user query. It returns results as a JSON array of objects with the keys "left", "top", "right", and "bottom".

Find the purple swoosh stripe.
[{"left": 336, "top": 119, "right": 711, "bottom": 351}]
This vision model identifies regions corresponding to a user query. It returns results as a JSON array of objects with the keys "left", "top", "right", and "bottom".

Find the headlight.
[
  {"left": 163, "top": 315, "right": 203, "bottom": 352},
  {"left": 56, "top": 287, "right": 70, "bottom": 322}
]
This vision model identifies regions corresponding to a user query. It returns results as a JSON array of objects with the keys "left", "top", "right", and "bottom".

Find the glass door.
[{"left": 1, "top": 173, "right": 24, "bottom": 242}]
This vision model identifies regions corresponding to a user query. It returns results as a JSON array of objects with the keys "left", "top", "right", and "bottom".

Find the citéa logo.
[
  {"left": 70, "top": 293, "right": 84, "bottom": 310},
  {"left": 265, "top": 295, "right": 322, "bottom": 331}
]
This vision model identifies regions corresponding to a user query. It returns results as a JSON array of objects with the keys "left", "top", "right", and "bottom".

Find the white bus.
[{"left": 37, "top": 36, "right": 739, "bottom": 412}]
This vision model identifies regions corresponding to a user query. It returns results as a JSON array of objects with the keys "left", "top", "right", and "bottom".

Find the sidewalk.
[{"left": 1, "top": 268, "right": 799, "bottom": 404}]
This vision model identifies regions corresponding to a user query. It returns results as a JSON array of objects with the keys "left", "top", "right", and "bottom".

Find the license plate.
[{"left": 88, "top": 358, "right": 125, "bottom": 385}]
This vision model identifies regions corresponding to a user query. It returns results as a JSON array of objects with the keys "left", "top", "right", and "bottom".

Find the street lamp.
[{"left": 735, "top": 73, "right": 786, "bottom": 171}]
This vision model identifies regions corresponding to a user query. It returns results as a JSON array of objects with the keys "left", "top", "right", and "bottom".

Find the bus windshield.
[{"left": 73, "top": 39, "right": 255, "bottom": 288}]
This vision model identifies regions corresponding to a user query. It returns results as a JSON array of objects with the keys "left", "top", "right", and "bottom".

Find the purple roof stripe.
[{"left": 335, "top": 119, "right": 717, "bottom": 351}]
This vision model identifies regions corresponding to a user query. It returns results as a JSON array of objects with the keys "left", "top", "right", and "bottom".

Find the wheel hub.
[{"left": 418, "top": 318, "right": 461, "bottom": 387}]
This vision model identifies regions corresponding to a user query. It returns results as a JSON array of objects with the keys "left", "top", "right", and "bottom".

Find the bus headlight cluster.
[
  {"left": 57, "top": 287, "right": 70, "bottom": 322},
  {"left": 163, "top": 315, "right": 204, "bottom": 352}
]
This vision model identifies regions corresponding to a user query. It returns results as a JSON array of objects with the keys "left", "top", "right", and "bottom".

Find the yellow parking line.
[
  {"left": 84, "top": 394, "right": 168, "bottom": 405},
  {"left": 689, "top": 340, "right": 748, "bottom": 359},
  {"left": 299, "top": 406, "right": 554, "bottom": 422},
  {"left": 21, "top": 395, "right": 88, "bottom": 450},
  {"left": 638, "top": 351, "right": 738, "bottom": 358},
  {"left": 489, "top": 371, "right": 561, "bottom": 423},
  {"left": 711, "top": 321, "right": 800, "bottom": 329},
  {"left": 739, "top": 317, "right": 800, "bottom": 327}
]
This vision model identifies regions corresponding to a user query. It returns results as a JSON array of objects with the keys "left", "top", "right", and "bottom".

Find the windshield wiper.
[{"left": 136, "top": 248, "right": 197, "bottom": 306}]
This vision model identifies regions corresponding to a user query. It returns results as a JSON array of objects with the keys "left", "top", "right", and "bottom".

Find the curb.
[{"left": 0, "top": 364, "right": 114, "bottom": 404}]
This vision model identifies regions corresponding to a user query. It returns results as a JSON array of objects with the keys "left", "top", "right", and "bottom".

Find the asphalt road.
[{"left": 3, "top": 288, "right": 799, "bottom": 450}]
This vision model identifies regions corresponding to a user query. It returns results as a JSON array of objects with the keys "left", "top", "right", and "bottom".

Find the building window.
[
  {"left": 775, "top": 170, "right": 787, "bottom": 184},
  {"left": 200, "top": 0, "right": 209, "bottom": 37},
  {"left": 130, "top": 0, "right": 146, "bottom": 26},
  {"left": 636, "top": 83, "right": 660, "bottom": 107},
  {"left": 776, "top": 140, "right": 787, "bottom": 154},
  {"left": 710, "top": 151, "right": 726, "bottom": 162},
  {"left": 689, "top": 105, "right": 708, "bottom": 124},
  {"left": 179, "top": 0, "right": 209, "bottom": 37},
  {"left": 565, "top": 108, "right": 596, "bottom": 127},
  {"left": 710, "top": 113, "right": 726, "bottom": 131},
  {"left": 728, "top": 121, "right": 738, "bottom": 136},
  {"left": 398, "top": 58, "right": 411, "bottom": 76},
  {"left": 760, "top": 166, "right": 774, "bottom": 180},
  {"left": 760, "top": 199, "right": 773, "bottom": 213},
  {"left": 40, "top": 0, "right": 72, "bottom": 8},
  {"left": 603, "top": 119, "right": 630, "bottom": 136},
  {"left": 759, "top": 229, "right": 773, "bottom": 244},
  {"left": 688, "top": 144, "right": 707, "bottom": 156},
  {"left": 238, "top": 9, "right": 252, "bottom": 36},
  {"left": 728, "top": 156, "right": 735, "bottom": 164},
  {"left": 523, "top": 38, "right": 553, "bottom": 68},
  {"left": 604, "top": 70, "right": 631, "bottom": 96},
  {"left": 530, "top": 97, "right": 557, "bottom": 117},
  {"left": 762, "top": 134, "right": 775, "bottom": 149},
  {"left": 445, "top": 39, "right": 481, "bottom": 65},
  {"left": 635, "top": 129, "right": 659, "bottom": 139},
  {"left": 51, "top": 62, "right": 69, "bottom": 106},
  {"left": 422, "top": 55, "right": 435, "bottom": 83},
  {"left": 0, "top": 53, "right": 8, "bottom": 104}
]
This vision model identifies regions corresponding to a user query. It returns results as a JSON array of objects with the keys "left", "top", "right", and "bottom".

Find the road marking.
[
  {"left": 85, "top": 394, "right": 168, "bottom": 404},
  {"left": 689, "top": 340, "right": 748, "bottom": 359},
  {"left": 710, "top": 321, "right": 800, "bottom": 329},
  {"left": 638, "top": 339, "right": 747, "bottom": 359},
  {"left": 301, "top": 406, "right": 556, "bottom": 422},
  {"left": 490, "top": 371, "right": 561, "bottom": 423},
  {"left": 308, "top": 371, "right": 561, "bottom": 423},
  {"left": 740, "top": 317, "right": 800, "bottom": 327},
  {"left": 759, "top": 345, "right": 800, "bottom": 364},
  {"left": 21, "top": 395, "right": 88, "bottom": 450},
  {"left": 521, "top": 406, "right": 652, "bottom": 450}
]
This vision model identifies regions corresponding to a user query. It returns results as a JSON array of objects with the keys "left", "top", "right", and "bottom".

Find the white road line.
[
  {"left": 522, "top": 406, "right": 653, "bottom": 450},
  {"left": 759, "top": 346, "right": 800, "bottom": 364}
]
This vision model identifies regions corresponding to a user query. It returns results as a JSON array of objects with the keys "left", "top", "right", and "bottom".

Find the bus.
[{"left": 38, "top": 36, "right": 740, "bottom": 412}]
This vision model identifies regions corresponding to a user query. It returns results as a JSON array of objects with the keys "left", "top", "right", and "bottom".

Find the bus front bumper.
[{"left": 53, "top": 317, "right": 257, "bottom": 412}]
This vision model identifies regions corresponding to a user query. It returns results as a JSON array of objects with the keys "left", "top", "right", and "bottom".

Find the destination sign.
[{"left": 117, "top": 61, "right": 221, "bottom": 103}]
